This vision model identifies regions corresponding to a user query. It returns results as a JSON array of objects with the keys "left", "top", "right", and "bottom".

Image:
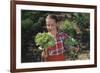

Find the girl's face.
[{"left": 46, "top": 18, "right": 57, "bottom": 32}]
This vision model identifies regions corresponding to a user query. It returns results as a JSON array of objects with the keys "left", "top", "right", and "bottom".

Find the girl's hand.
[
  {"left": 41, "top": 50, "right": 48, "bottom": 58},
  {"left": 41, "top": 49, "right": 48, "bottom": 61},
  {"left": 75, "top": 45, "right": 80, "bottom": 52}
]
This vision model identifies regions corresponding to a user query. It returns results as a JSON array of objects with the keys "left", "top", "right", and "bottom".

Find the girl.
[{"left": 41, "top": 14, "right": 69, "bottom": 61}]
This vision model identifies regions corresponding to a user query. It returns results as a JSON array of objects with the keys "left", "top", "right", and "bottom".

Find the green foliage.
[
  {"left": 21, "top": 10, "right": 90, "bottom": 62},
  {"left": 22, "top": 18, "right": 33, "bottom": 30},
  {"left": 64, "top": 37, "right": 78, "bottom": 47},
  {"left": 67, "top": 48, "right": 79, "bottom": 60},
  {"left": 35, "top": 32, "right": 55, "bottom": 49},
  {"left": 64, "top": 37, "right": 79, "bottom": 60},
  {"left": 60, "top": 20, "right": 76, "bottom": 38}
]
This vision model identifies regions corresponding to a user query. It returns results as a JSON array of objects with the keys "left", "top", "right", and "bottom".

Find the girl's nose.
[{"left": 49, "top": 26, "right": 51, "bottom": 29}]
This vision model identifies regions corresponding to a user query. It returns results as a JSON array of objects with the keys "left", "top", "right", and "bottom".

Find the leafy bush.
[{"left": 60, "top": 20, "right": 76, "bottom": 38}]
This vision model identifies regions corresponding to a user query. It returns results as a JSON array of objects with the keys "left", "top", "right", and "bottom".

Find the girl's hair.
[{"left": 46, "top": 14, "right": 58, "bottom": 23}]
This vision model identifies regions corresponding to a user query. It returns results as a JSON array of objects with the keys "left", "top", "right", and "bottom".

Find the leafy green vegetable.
[
  {"left": 35, "top": 32, "right": 55, "bottom": 49},
  {"left": 64, "top": 37, "right": 78, "bottom": 46},
  {"left": 64, "top": 37, "right": 79, "bottom": 60},
  {"left": 67, "top": 48, "right": 79, "bottom": 60}
]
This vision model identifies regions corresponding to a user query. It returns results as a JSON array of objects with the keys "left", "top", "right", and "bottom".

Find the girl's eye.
[
  {"left": 46, "top": 24, "right": 50, "bottom": 26},
  {"left": 48, "top": 24, "right": 50, "bottom": 26}
]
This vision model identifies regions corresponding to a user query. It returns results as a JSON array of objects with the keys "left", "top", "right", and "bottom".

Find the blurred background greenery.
[{"left": 21, "top": 10, "right": 90, "bottom": 62}]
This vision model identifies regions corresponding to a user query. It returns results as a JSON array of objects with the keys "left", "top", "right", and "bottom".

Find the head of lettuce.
[{"left": 35, "top": 32, "right": 55, "bottom": 50}]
